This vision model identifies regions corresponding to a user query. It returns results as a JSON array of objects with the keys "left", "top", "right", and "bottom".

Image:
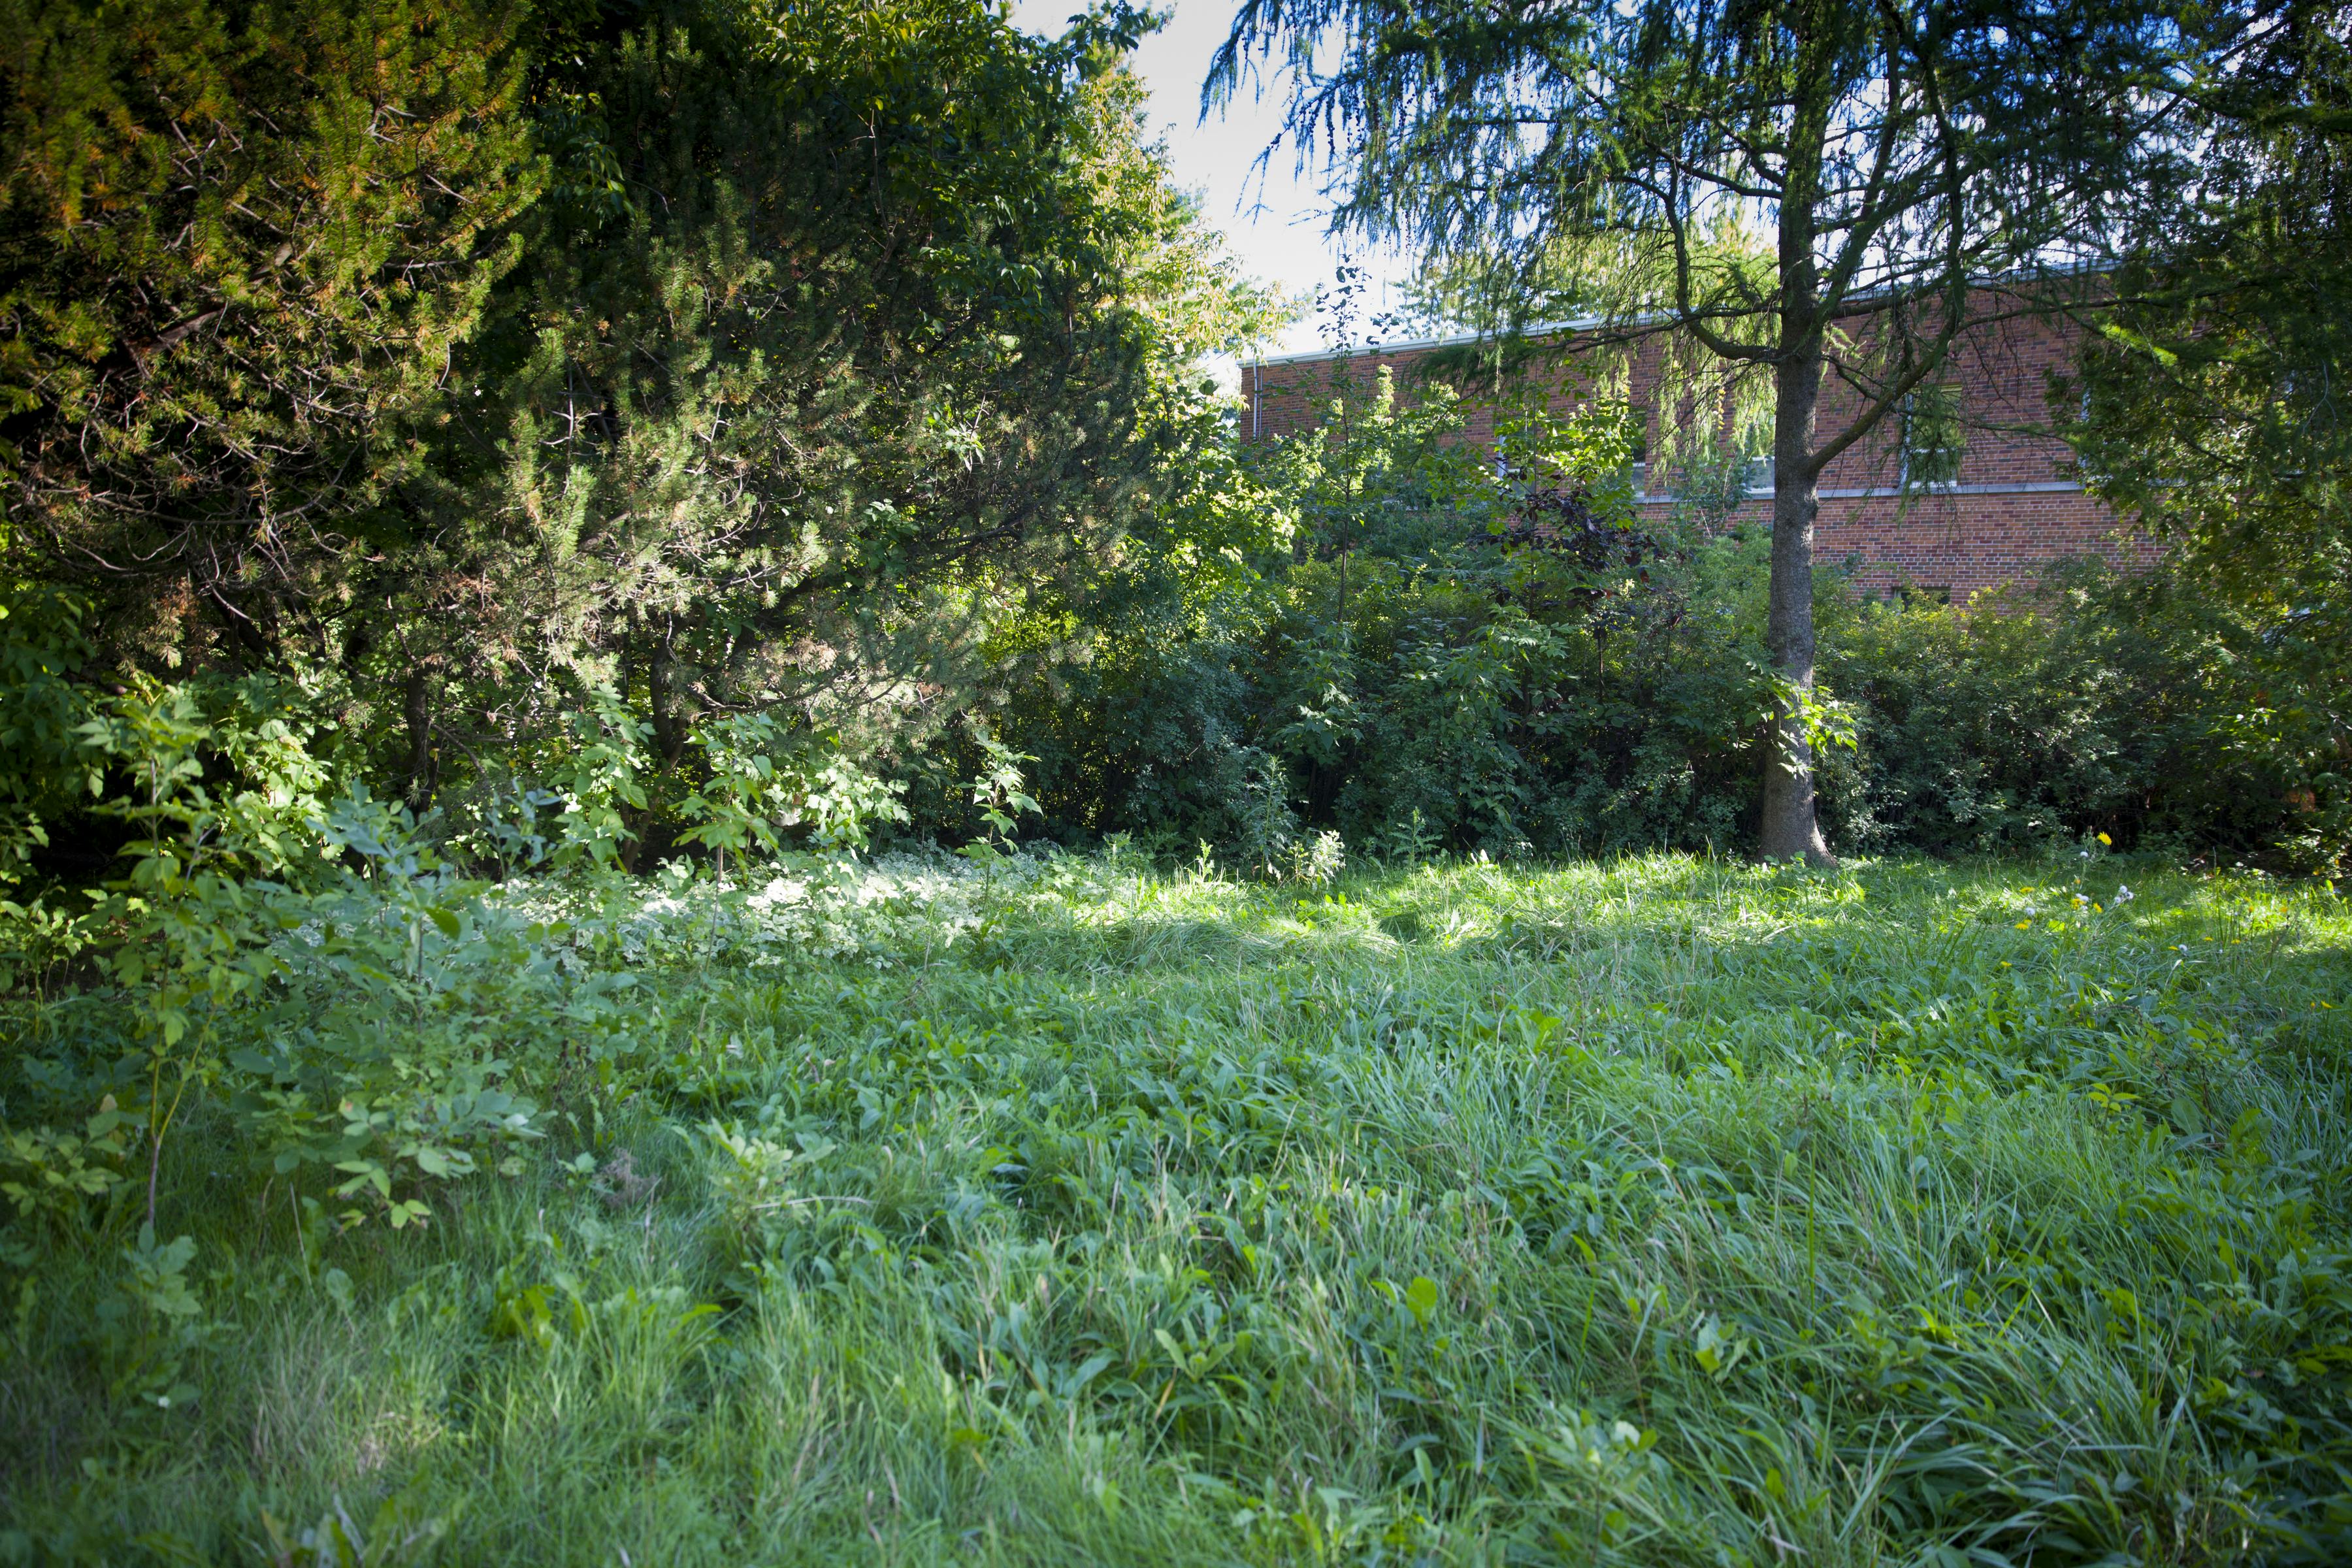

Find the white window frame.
[{"left": 1899, "top": 383, "right": 1967, "bottom": 493}]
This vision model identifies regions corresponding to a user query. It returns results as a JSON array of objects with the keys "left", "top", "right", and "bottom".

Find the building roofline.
[
  {"left": 1247, "top": 259, "right": 2113, "bottom": 369},
  {"left": 1250, "top": 318, "right": 1601, "bottom": 367}
]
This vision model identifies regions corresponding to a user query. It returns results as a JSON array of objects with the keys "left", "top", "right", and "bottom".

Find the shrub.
[{"left": 968, "top": 365, "right": 2323, "bottom": 869}]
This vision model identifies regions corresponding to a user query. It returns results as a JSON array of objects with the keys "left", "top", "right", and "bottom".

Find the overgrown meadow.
[
  {"left": 3, "top": 0, "right": 2348, "bottom": 1561},
  {"left": 3, "top": 846, "right": 2348, "bottom": 1566}
]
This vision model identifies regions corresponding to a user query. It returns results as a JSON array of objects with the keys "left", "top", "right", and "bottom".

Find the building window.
[
  {"left": 2071, "top": 384, "right": 2107, "bottom": 488},
  {"left": 1744, "top": 453, "right": 1774, "bottom": 496},
  {"left": 1900, "top": 383, "right": 1966, "bottom": 490}
]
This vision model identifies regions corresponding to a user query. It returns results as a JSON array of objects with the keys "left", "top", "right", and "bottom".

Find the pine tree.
[
  {"left": 384, "top": 0, "right": 1260, "bottom": 798},
  {"left": 0, "top": 0, "right": 542, "bottom": 664}
]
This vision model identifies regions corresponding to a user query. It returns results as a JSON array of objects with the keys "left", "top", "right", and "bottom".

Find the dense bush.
[
  {"left": 0, "top": 0, "right": 1281, "bottom": 874},
  {"left": 1820, "top": 565, "right": 2308, "bottom": 864},
  {"left": 968, "top": 368, "right": 2332, "bottom": 873}
]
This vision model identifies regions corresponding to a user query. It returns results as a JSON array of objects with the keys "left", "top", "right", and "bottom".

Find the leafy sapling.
[
  {"left": 961, "top": 719, "right": 1041, "bottom": 861},
  {"left": 958, "top": 721, "right": 1042, "bottom": 927}
]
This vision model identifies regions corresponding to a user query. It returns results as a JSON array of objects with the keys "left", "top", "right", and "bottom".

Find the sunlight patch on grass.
[{"left": 1, "top": 854, "right": 2346, "bottom": 1563}]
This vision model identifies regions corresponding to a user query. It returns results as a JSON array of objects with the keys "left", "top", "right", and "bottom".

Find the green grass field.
[{"left": 5, "top": 854, "right": 2350, "bottom": 1565}]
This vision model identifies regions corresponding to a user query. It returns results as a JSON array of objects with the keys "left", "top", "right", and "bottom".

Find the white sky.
[{"left": 1005, "top": 0, "right": 1413, "bottom": 356}]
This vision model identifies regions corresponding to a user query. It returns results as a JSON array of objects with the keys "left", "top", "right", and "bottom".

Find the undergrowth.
[{"left": 2, "top": 851, "right": 2349, "bottom": 1565}]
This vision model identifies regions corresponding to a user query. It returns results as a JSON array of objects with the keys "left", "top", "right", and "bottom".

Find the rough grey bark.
[
  {"left": 1761, "top": 67, "right": 1837, "bottom": 866},
  {"left": 1763, "top": 348, "right": 1834, "bottom": 864}
]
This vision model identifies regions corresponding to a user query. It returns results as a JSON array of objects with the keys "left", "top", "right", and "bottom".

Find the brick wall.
[{"left": 1244, "top": 301, "right": 2153, "bottom": 599}]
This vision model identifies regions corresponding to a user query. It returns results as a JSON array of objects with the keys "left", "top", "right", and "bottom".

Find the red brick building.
[{"left": 1244, "top": 304, "right": 2152, "bottom": 600}]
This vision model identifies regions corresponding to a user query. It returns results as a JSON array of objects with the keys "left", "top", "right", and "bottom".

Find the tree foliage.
[
  {"left": 0, "top": 0, "right": 2340, "bottom": 890},
  {"left": 2069, "top": 1, "right": 2352, "bottom": 869},
  {"left": 0, "top": 0, "right": 542, "bottom": 659},
  {"left": 427, "top": 0, "right": 1211, "bottom": 740},
  {"left": 0, "top": 0, "right": 1284, "bottom": 866}
]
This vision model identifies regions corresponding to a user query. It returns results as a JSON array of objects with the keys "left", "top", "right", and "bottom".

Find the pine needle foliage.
[{"left": 0, "top": 0, "right": 542, "bottom": 659}]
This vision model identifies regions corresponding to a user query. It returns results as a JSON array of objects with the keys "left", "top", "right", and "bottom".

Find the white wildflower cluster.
[{"left": 498, "top": 847, "right": 1105, "bottom": 972}]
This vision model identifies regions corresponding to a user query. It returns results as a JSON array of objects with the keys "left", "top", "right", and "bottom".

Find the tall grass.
[{"left": 3, "top": 853, "right": 2347, "bottom": 1565}]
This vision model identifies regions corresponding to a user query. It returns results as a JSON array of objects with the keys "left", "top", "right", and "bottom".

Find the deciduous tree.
[{"left": 1214, "top": 0, "right": 2199, "bottom": 860}]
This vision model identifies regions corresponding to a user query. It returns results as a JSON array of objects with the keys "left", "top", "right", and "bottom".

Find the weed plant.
[{"left": 2, "top": 852, "right": 2349, "bottom": 1565}]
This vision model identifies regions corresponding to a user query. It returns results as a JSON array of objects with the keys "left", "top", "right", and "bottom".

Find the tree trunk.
[
  {"left": 649, "top": 623, "right": 685, "bottom": 767},
  {"left": 1761, "top": 347, "right": 1836, "bottom": 865},
  {"left": 1762, "top": 46, "right": 1838, "bottom": 870},
  {"left": 402, "top": 669, "right": 437, "bottom": 813}
]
